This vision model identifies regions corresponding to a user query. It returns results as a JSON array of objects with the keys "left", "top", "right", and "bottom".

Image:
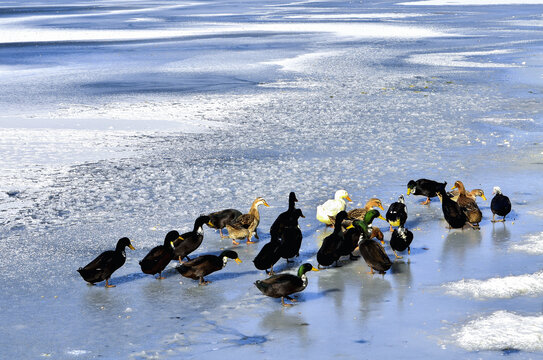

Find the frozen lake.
[{"left": 1, "top": 0, "right": 543, "bottom": 358}]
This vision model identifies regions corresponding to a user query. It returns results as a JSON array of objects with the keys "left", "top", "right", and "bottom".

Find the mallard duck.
[
  {"left": 139, "top": 231, "right": 182, "bottom": 279},
  {"left": 77, "top": 237, "right": 135, "bottom": 287},
  {"left": 172, "top": 215, "right": 210, "bottom": 264},
  {"left": 278, "top": 208, "right": 305, "bottom": 262},
  {"left": 253, "top": 234, "right": 282, "bottom": 275},
  {"left": 317, "top": 211, "right": 348, "bottom": 268},
  {"left": 357, "top": 232, "right": 392, "bottom": 275},
  {"left": 270, "top": 192, "right": 298, "bottom": 238},
  {"left": 176, "top": 250, "right": 241, "bottom": 285},
  {"left": 340, "top": 210, "right": 386, "bottom": 260},
  {"left": 491, "top": 186, "right": 512, "bottom": 222},
  {"left": 448, "top": 188, "right": 486, "bottom": 202},
  {"left": 386, "top": 194, "right": 407, "bottom": 232},
  {"left": 254, "top": 263, "right": 319, "bottom": 307},
  {"left": 225, "top": 197, "right": 269, "bottom": 245},
  {"left": 452, "top": 181, "right": 482, "bottom": 228},
  {"left": 407, "top": 179, "right": 447, "bottom": 205},
  {"left": 205, "top": 209, "right": 242, "bottom": 237},
  {"left": 389, "top": 226, "right": 413, "bottom": 259},
  {"left": 316, "top": 189, "right": 352, "bottom": 226},
  {"left": 436, "top": 185, "right": 469, "bottom": 229},
  {"left": 328, "top": 198, "right": 383, "bottom": 227}
]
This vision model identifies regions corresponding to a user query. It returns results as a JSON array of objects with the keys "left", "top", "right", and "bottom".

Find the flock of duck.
[{"left": 77, "top": 178, "right": 512, "bottom": 306}]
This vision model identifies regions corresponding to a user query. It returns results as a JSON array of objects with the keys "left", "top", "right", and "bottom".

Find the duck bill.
[
  {"left": 378, "top": 215, "right": 386, "bottom": 221},
  {"left": 177, "top": 236, "right": 184, "bottom": 241},
  {"left": 263, "top": 201, "right": 270, "bottom": 207},
  {"left": 481, "top": 194, "right": 487, "bottom": 201},
  {"left": 128, "top": 244, "right": 135, "bottom": 250},
  {"left": 170, "top": 241, "right": 175, "bottom": 249},
  {"left": 207, "top": 221, "right": 215, "bottom": 228},
  {"left": 378, "top": 204, "right": 384, "bottom": 211},
  {"left": 346, "top": 224, "right": 354, "bottom": 230},
  {"left": 235, "top": 258, "right": 242, "bottom": 264},
  {"left": 407, "top": 188, "right": 411, "bottom": 195},
  {"left": 311, "top": 267, "right": 319, "bottom": 272},
  {"left": 345, "top": 196, "right": 352, "bottom": 202}
]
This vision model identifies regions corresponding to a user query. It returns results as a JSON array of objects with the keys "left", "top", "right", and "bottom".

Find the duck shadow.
[
  {"left": 205, "top": 270, "right": 259, "bottom": 282},
  {"left": 298, "top": 288, "right": 341, "bottom": 303}
]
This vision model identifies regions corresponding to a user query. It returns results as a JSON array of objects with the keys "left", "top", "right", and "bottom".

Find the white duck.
[{"left": 316, "top": 190, "right": 352, "bottom": 225}]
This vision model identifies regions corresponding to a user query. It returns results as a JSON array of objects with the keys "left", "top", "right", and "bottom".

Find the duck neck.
[
  {"left": 249, "top": 204, "right": 261, "bottom": 222},
  {"left": 222, "top": 257, "right": 228, "bottom": 268}
]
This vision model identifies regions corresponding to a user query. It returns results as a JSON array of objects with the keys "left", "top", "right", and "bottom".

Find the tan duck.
[
  {"left": 328, "top": 198, "right": 383, "bottom": 228},
  {"left": 225, "top": 197, "right": 269, "bottom": 245},
  {"left": 449, "top": 187, "right": 486, "bottom": 202},
  {"left": 451, "top": 181, "right": 482, "bottom": 228}
]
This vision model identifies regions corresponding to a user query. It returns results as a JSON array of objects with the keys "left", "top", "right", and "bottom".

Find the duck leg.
[
  {"left": 393, "top": 250, "right": 403, "bottom": 259},
  {"left": 232, "top": 239, "right": 240, "bottom": 245},
  {"left": 198, "top": 277, "right": 210, "bottom": 285},
  {"left": 408, "top": 247, "right": 411, "bottom": 255},
  {"left": 285, "top": 295, "right": 297, "bottom": 302},
  {"left": 105, "top": 279, "right": 116, "bottom": 288},
  {"left": 157, "top": 272, "right": 165, "bottom": 280},
  {"left": 421, "top": 197, "right": 431, "bottom": 205},
  {"left": 367, "top": 267, "right": 375, "bottom": 275},
  {"left": 281, "top": 297, "right": 293, "bottom": 307},
  {"left": 219, "top": 228, "right": 224, "bottom": 237}
]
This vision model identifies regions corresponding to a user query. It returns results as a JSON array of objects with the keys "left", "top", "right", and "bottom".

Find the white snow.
[
  {"left": 407, "top": 50, "right": 519, "bottom": 68},
  {"left": 284, "top": 13, "right": 426, "bottom": 19},
  {"left": 0, "top": 22, "right": 455, "bottom": 45},
  {"left": 454, "top": 311, "right": 543, "bottom": 352},
  {"left": 262, "top": 51, "right": 344, "bottom": 72},
  {"left": 400, "top": 0, "right": 543, "bottom": 5},
  {"left": 510, "top": 232, "right": 543, "bottom": 255},
  {"left": 443, "top": 271, "right": 543, "bottom": 299}
]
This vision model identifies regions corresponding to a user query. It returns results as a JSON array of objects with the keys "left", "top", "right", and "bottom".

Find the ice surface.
[
  {"left": 454, "top": 311, "right": 543, "bottom": 352},
  {"left": 1, "top": 0, "right": 543, "bottom": 358},
  {"left": 443, "top": 271, "right": 543, "bottom": 299},
  {"left": 510, "top": 232, "right": 543, "bottom": 255},
  {"left": 400, "top": 0, "right": 543, "bottom": 5}
]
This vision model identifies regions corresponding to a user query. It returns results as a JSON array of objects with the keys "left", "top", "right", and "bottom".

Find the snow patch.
[
  {"left": 263, "top": 51, "right": 343, "bottom": 72},
  {"left": 454, "top": 311, "right": 543, "bottom": 352},
  {"left": 509, "top": 232, "right": 543, "bottom": 255},
  {"left": 443, "top": 271, "right": 543, "bottom": 299},
  {"left": 284, "top": 13, "right": 426, "bottom": 19},
  {"left": 0, "top": 22, "right": 455, "bottom": 45},
  {"left": 400, "top": 0, "right": 543, "bottom": 5},
  {"left": 408, "top": 50, "right": 519, "bottom": 68}
]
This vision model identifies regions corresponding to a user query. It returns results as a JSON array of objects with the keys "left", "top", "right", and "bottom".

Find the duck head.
[
  {"left": 366, "top": 198, "right": 384, "bottom": 211},
  {"left": 471, "top": 189, "right": 487, "bottom": 201},
  {"left": 220, "top": 250, "right": 242, "bottom": 265},
  {"left": 297, "top": 263, "right": 319, "bottom": 277},
  {"left": 492, "top": 186, "right": 502, "bottom": 195},
  {"left": 164, "top": 230, "right": 182, "bottom": 248},
  {"left": 407, "top": 180, "right": 417, "bottom": 195},
  {"left": 116, "top": 237, "right": 135, "bottom": 251},
  {"left": 363, "top": 209, "right": 386, "bottom": 225},
  {"left": 334, "top": 190, "right": 352, "bottom": 202}
]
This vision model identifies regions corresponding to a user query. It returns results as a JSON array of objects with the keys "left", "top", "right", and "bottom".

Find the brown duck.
[{"left": 225, "top": 197, "right": 269, "bottom": 245}]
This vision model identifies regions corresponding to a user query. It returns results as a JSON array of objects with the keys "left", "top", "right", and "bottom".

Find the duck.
[
  {"left": 386, "top": 194, "right": 407, "bottom": 232},
  {"left": 254, "top": 263, "right": 319, "bottom": 307},
  {"left": 448, "top": 188, "right": 486, "bottom": 202},
  {"left": 436, "top": 184, "right": 469, "bottom": 229},
  {"left": 328, "top": 198, "right": 384, "bottom": 227},
  {"left": 491, "top": 186, "right": 512, "bottom": 222},
  {"left": 176, "top": 250, "right": 242, "bottom": 285},
  {"left": 77, "top": 237, "right": 135, "bottom": 288},
  {"left": 270, "top": 192, "right": 299, "bottom": 238},
  {"left": 139, "top": 231, "right": 182, "bottom": 279},
  {"left": 339, "top": 210, "right": 386, "bottom": 260},
  {"left": 407, "top": 179, "right": 447, "bottom": 205},
  {"left": 357, "top": 229, "right": 392, "bottom": 275},
  {"left": 172, "top": 215, "right": 211, "bottom": 264},
  {"left": 316, "top": 211, "right": 348, "bottom": 268},
  {"left": 205, "top": 209, "right": 242, "bottom": 238},
  {"left": 389, "top": 226, "right": 413, "bottom": 259},
  {"left": 278, "top": 208, "right": 305, "bottom": 262},
  {"left": 452, "top": 181, "right": 482, "bottom": 228},
  {"left": 253, "top": 233, "right": 282, "bottom": 275},
  {"left": 316, "top": 189, "right": 352, "bottom": 226},
  {"left": 225, "top": 197, "right": 269, "bottom": 245}
]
